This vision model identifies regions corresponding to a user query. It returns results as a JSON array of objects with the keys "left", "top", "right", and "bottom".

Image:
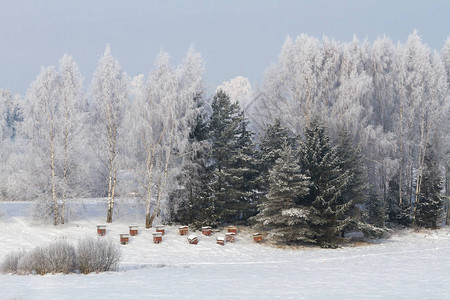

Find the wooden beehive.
[
  {"left": 201, "top": 226, "right": 212, "bottom": 236},
  {"left": 216, "top": 236, "right": 225, "bottom": 246},
  {"left": 228, "top": 225, "right": 237, "bottom": 234},
  {"left": 153, "top": 232, "right": 163, "bottom": 244},
  {"left": 253, "top": 233, "right": 263, "bottom": 243},
  {"left": 129, "top": 225, "right": 139, "bottom": 236},
  {"left": 187, "top": 234, "right": 198, "bottom": 245},
  {"left": 120, "top": 233, "right": 130, "bottom": 245},
  {"left": 97, "top": 225, "right": 106, "bottom": 236},
  {"left": 225, "top": 232, "right": 236, "bottom": 243},
  {"left": 156, "top": 225, "right": 165, "bottom": 235},
  {"left": 179, "top": 226, "right": 189, "bottom": 235}
]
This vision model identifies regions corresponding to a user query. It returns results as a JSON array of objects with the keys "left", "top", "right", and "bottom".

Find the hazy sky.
[{"left": 0, "top": 0, "right": 449, "bottom": 95}]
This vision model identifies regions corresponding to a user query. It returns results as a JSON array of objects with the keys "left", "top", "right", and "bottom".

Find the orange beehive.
[
  {"left": 97, "top": 225, "right": 106, "bottom": 236},
  {"left": 202, "top": 226, "right": 212, "bottom": 236},
  {"left": 129, "top": 225, "right": 139, "bottom": 236},
  {"left": 187, "top": 234, "right": 198, "bottom": 245},
  {"left": 153, "top": 232, "right": 163, "bottom": 244},
  {"left": 228, "top": 226, "right": 237, "bottom": 234},
  {"left": 253, "top": 233, "right": 263, "bottom": 243},
  {"left": 216, "top": 236, "right": 225, "bottom": 246},
  {"left": 225, "top": 232, "right": 236, "bottom": 243},
  {"left": 156, "top": 225, "right": 165, "bottom": 235},
  {"left": 120, "top": 233, "right": 130, "bottom": 245},
  {"left": 179, "top": 226, "right": 189, "bottom": 235}
]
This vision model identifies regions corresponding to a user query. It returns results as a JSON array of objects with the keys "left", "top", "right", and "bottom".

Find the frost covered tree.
[
  {"left": 169, "top": 92, "right": 210, "bottom": 227},
  {"left": 90, "top": 45, "right": 129, "bottom": 223},
  {"left": 23, "top": 66, "right": 62, "bottom": 225},
  {"left": 0, "top": 90, "right": 23, "bottom": 200},
  {"left": 394, "top": 31, "right": 434, "bottom": 212},
  {"left": 216, "top": 76, "right": 253, "bottom": 109},
  {"left": 253, "top": 144, "right": 310, "bottom": 244},
  {"left": 22, "top": 55, "right": 85, "bottom": 225},
  {"left": 328, "top": 36, "right": 373, "bottom": 139},
  {"left": 149, "top": 47, "right": 206, "bottom": 227},
  {"left": 262, "top": 34, "right": 324, "bottom": 132},
  {"left": 125, "top": 47, "right": 205, "bottom": 228},
  {"left": 57, "top": 54, "right": 85, "bottom": 224},
  {"left": 441, "top": 38, "right": 450, "bottom": 224}
]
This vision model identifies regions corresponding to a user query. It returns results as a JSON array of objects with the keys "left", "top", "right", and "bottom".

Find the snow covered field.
[{"left": 1, "top": 200, "right": 450, "bottom": 299}]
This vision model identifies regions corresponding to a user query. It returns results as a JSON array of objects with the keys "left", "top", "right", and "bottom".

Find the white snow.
[{"left": 1, "top": 200, "right": 450, "bottom": 299}]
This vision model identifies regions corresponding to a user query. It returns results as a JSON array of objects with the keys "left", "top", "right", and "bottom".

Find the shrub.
[
  {"left": 1, "top": 237, "right": 121, "bottom": 275},
  {"left": 0, "top": 250, "right": 24, "bottom": 274},
  {"left": 77, "top": 237, "right": 122, "bottom": 274},
  {"left": 16, "top": 240, "right": 76, "bottom": 275}
]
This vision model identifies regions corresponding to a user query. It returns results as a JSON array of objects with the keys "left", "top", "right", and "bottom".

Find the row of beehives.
[{"left": 96, "top": 224, "right": 263, "bottom": 245}]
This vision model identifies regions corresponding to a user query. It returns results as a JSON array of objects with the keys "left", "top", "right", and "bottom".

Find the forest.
[{"left": 1, "top": 31, "right": 449, "bottom": 247}]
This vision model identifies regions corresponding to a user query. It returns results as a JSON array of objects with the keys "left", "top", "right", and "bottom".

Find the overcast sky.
[{"left": 0, "top": 0, "right": 449, "bottom": 95}]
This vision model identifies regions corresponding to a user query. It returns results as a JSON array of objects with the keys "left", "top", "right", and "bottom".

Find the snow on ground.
[{"left": 1, "top": 200, "right": 450, "bottom": 299}]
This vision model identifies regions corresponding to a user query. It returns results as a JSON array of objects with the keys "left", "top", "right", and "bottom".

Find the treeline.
[
  {"left": 0, "top": 31, "right": 450, "bottom": 247},
  {"left": 257, "top": 31, "right": 450, "bottom": 231}
]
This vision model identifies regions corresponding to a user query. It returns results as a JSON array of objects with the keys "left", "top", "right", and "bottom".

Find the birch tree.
[
  {"left": 125, "top": 47, "right": 205, "bottom": 228},
  {"left": 57, "top": 54, "right": 85, "bottom": 224},
  {"left": 23, "top": 67, "right": 61, "bottom": 225},
  {"left": 91, "top": 45, "right": 129, "bottom": 223}
]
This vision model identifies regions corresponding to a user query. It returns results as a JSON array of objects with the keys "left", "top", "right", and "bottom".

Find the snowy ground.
[{"left": 1, "top": 200, "right": 450, "bottom": 299}]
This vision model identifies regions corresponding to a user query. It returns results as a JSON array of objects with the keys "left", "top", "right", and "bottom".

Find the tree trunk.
[
  {"left": 106, "top": 110, "right": 117, "bottom": 224},
  {"left": 412, "top": 108, "right": 427, "bottom": 225},
  {"left": 398, "top": 94, "right": 404, "bottom": 206},
  {"left": 149, "top": 120, "right": 174, "bottom": 228},
  {"left": 445, "top": 166, "right": 450, "bottom": 225},
  {"left": 51, "top": 131, "right": 58, "bottom": 226},
  {"left": 106, "top": 165, "right": 113, "bottom": 223},
  {"left": 61, "top": 96, "right": 69, "bottom": 225},
  {"left": 145, "top": 147, "right": 155, "bottom": 228}
]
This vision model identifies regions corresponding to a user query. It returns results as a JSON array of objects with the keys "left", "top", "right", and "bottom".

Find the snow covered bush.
[
  {"left": 16, "top": 240, "right": 76, "bottom": 275},
  {"left": 1, "top": 237, "right": 121, "bottom": 275},
  {"left": 77, "top": 237, "right": 122, "bottom": 274},
  {"left": 0, "top": 250, "right": 24, "bottom": 274}
]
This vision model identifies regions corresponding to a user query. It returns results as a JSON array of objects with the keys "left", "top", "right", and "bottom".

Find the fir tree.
[
  {"left": 386, "top": 173, "right": 411, "bottom": 227},
  {"left": 366, "top": 187, "right": 386, "bottom": 228},
  {"left": 414, "top": 143, "right": 444, "bottom": 228},
  {"left": 298, "top": 120, "right": 352, "bottom": 247},
  {"left": 335, "top": 128, "right": 370, "bottom": 231},
  {"left": 221, "top": 112, "right": 260, "bottom": 223},
  {"left": 207, "top": 90, "right": 243, "bottom": 225},
  {"left": 253, "top": 144, "right": 311, "bottom": 244},
  {"left": 336, "top": 128, "right": 368, "bottom": 206},
  {"left": 257, "top": 119, "right": 295, "bottom": 194}
]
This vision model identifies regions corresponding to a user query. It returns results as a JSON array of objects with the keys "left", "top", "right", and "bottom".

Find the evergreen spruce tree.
[
  {"left": 207, "top": 90, "right": 243, "bottom": 225},
  {"left": 414, "top": 143, "right": 444, "bottom": 228},
  {"left": 336, "top": 128, "right": 368, "bottom": 207},
  {"left": 298, "top": 120, "right": 352, "bottom": 247},
  {"left": 221, "top": 112, "right": 259, "bottom": 223},
  {"left": 257, "top": 119, "right": 295, "bottom": 194},
  {"left": 386, "top": 173, "right": 411, "bottom": 227},
  {"left": 335, "top": 128, "right": 376, "bottom": 233},
  {"left": 366, "top": 187, "right": 386, "bottom": 228},
  {"left": 253, "top": 144, "right": 311, "bottom": 244}
]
